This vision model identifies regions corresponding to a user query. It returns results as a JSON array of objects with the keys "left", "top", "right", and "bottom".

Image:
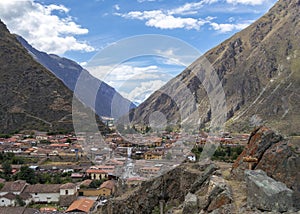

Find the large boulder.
[
  {"left": 190, "top": 163, "right": 218, "bottom": 194},
  {"left": 245, "top": 170, "right": 294, "bottom": 212},
  {"left": 182, "top": 193, "right": 198, "bottom": 214},
  {"left": 255, "top": 140, "right": 300, "bottom": 210},
  {"left": 232, "top": 126, "right": 283, "bottom": 178},
  {"left": 206, "top": 176, "right": 232, "bottom": 212},
  {"left": 196, "top": 175, "right": 233, "bottom": 213},
  {"left": 232, "top": 127, "right": 300, "bottom": 210}
]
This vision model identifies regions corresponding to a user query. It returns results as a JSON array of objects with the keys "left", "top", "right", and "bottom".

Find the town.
[{"left": 0, "top": 127, "right": 248, "bottom": 213}]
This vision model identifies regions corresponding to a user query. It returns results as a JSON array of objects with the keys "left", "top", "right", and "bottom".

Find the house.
[
  {"left": 139, "top": 167, "right": 160, "bottom": 176},
  {"left": 126, "top": 177, "right": 145, "bottom": 188},
  {"left": 86, "top": 169, "right": 113, "bottom": 180},
  {"left": 24, "top": 184, "right": 61, "bottom": 203},
  {"left": 0, "top": 192, "right": 31, "bottom": 207},
  {"left": 59, "top": 183, "right": 78, "bottom": 207},
  {"left": 144, "top": 151, "right": 164, "bottom": 160},
  {"left": 60, "top": 183, "right": 77, "bottom": 196},
  {"left": 66, "top": 198, "right": 95, "bottom": 213},
  {"left": 0, "top": 193, "right": 16, "bottom": 206},
  {"left": 71, "top": 173, "right": 84, "bottom": 181},
  {"left": 0, "top": 180, "right": 28, "bottom": 196},
  {"left": 98, "top": 180, "right": 116, "bottom": 197}
]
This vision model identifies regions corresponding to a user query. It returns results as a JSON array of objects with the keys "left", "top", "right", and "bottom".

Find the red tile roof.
[
  {"left": 100, "top": 180, "right": 115, "bottom": 190},
  {"left": 66, "top": 198, "right": 95, "bottom": 213},
  {"left": 24, "top": 184, "right": 61, "bottom": 193},
  {"left": 86, "top": 169, "right": 113, "bottom": 174},
  {"left": 0, "top": 180, "right": 27, "bottom": 193}
]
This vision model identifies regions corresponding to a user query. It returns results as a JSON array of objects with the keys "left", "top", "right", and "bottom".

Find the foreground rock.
[
  {"left": 232, "top": 127, "right": 283, "bottom": 177},
  {"left": 232, "top": 126, "right": 300, "bottom": 211},
  {"left": 99, "top": 162, "right": 217, "bottom": 214},
  {"left": 245, "top": 170, "right": 294, "bottom": 212},
  {"left": 182, "top": 193, "right": 198, "bottom": 214}
]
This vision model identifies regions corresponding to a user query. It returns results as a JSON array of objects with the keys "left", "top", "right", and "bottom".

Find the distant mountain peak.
[{"left": 17, "top": 35, "right": 136, "bottom": 119}]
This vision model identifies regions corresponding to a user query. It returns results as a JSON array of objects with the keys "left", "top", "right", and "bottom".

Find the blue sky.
[{"left": 0, "top": 0, "right": 277, "bottom": 104}]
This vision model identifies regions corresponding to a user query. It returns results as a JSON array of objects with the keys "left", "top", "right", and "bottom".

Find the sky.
[{"left": 0, "top": 0, "right": 277, "bottom": 104}]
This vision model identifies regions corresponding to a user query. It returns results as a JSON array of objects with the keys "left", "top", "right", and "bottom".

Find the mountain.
[
  {"left": 0, "top": 19, "right": 108, "bottom": 134},
  {"left": 17, "top": 36, "right": 135, "bottom": 119},
  {"left": 126, "top": 0, "right": 300, "bottom": 135}
]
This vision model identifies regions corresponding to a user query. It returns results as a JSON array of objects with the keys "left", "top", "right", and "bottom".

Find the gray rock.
[
  {"left": 183, "top": 193, "right": 198, "bottom": 214},
  {"left": 206, "top": 176, "right": 232, "bottom": 212},
  {"left": 190, "top": 163, "right": 218, "bottom": 194},
  {"left": 245, "top": 170, "right": 294, "bottom": 212}
]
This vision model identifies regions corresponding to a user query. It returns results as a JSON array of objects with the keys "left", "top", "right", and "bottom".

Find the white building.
[
  {"left": 24, "top": 184, "right": 61, "bottom": 203},
  {"left": 60, "top": 183, "right": 77, "bottom": 196},
  {"left": 0, "top": 193, "right": 15, "bottom": 206}
]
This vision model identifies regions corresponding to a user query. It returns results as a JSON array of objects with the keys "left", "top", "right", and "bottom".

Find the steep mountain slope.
[
  {"left": 17, "top": 36, "right": 135, "bottom": 119},
  {"left": 127, "top": 0, "right": 300, "bottom": 135},
  {"left": 0, "top": 20, "right": 108, "bottom": 133}
]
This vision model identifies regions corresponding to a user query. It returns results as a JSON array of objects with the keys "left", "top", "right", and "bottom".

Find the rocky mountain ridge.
[
  {"left": 17, "top": 36, "right": 135, "bottom": 119},
  {"left": 0, "top": 20, "right": 108, "bottom": 133},
  {"left": 126, "top": 0, "right": 300, "bottom": 136}
]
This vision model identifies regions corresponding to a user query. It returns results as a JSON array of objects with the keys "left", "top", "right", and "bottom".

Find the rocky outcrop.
[
  {"left": 195, "top": 175, "right": 233, "bottom": 214},
  {"left": 232, "top": 126, "right": 283, "bottom": 177},
  {"left": 190, "top": 163, "right": 218, "bottom": 194},
  {"left": 99, "top": 162, "right": 218, "bottom": 214},
  {"left": 245, "top": 170, "right": 294, "bottom": 212},
  {"left": 232, "top": 126, "right": 300, "bottom": 211},
  {"left": 182, "top": 193, "right": 198, "bottom": 214},
  {"left": 256, "top": 139, "right": 300, "bottom": 210}
]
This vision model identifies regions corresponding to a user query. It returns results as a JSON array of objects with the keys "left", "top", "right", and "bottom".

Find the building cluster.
[
  {"left": 0, "top": 179, "right": 116, "bottom": 213},
  {"left": 0, "top": 130, "right": 248, "bottom": 213}
]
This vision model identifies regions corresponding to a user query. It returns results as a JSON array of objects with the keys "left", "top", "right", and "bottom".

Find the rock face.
[
  {"left": 0, "top": 20, "right": 108, "bottom": 133},
  {"left": 127, "top": 0, "right": 300, "bottom": 136},
  {"left": 182, "top": 193, "right": 198, "bottom": 214},
  {"left": 256, "top": 140, "right": 300, "bottom": 210},
  {"left": 205, "top": 175, "right": 232, "bottom": 212},
  {"left": 245, "top": 170, "right": 294, "bottom": 212},
  {"left": 17, "top": 36, "right": 135, "bottom": 119},
  {"left": 99, "top": 162, "right": 218, "bottom": 214},
  {"left": 194, "top": 174, "right": 233, "bottom": 214},
  {"left": 232, "top": 126, "right": 300, "bottom": 211},
  {"left": 232, "top": 126, "right": 283, "bottom": 176}
]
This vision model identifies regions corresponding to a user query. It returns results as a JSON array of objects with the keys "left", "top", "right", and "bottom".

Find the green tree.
[
  {"left": 89, "top": 179, "right": 106, "bottom": 188},
  {"left": 16, "top": 195, "right": 25, "bottom": 206},
  {"left": 2, "top": 161, "right": 12, "bottom": 180},
  {"left": 0, "top": 183, "right": 4, "bottom": 190},
  {"left": 165, "top": 152, "right": 172, "bottom": 160},
  {"left": 16, "top": 166, "right": 37, "bottom": 184}
]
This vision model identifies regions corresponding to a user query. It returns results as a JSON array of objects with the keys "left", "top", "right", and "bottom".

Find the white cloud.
[
  {"left": 0, "top": 0, "right": 94, "bottom": 55},
  {"left": 226, "top": 0, "right": 268, "bottom": 5},
  {"left": 169, "top": 0, "right": 218, "bottom": 15},
  {"left": 210, "top": 21, "right": 252, "bottom": 33},
  {"left": 79, "top": 61, "right": 88, "bottom": 67},
  {"left": 120, "top": 10, "right": 208, "bottom": 30},
  {"left": 114, "top": 4, "right": 120, "bottom": 11},
  {"left": 121, "top": 80, "right": 166, "bottom": 104},
  {"left": 88, "top": 64, "right": 162, "bottom": 83},
  {"left": 87, "top": 63, "right": 173, "bottom": 103}
]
